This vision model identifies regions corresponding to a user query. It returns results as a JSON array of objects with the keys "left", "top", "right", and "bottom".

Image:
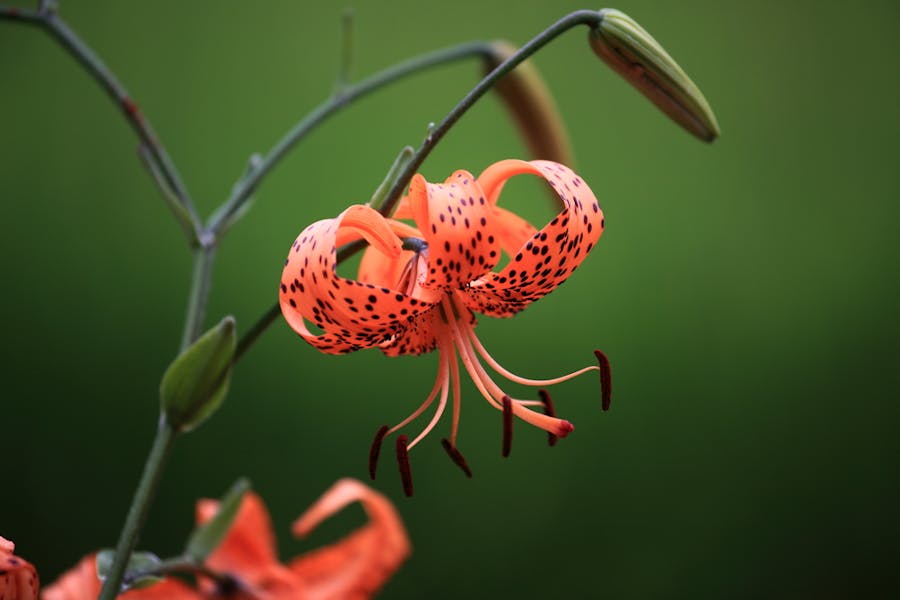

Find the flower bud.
[
  {"left": 590, "top": 9, "right": 720, "bottom": 142},
  {"left": 160, "top": 316, "right": 236, "bottom": 432}
]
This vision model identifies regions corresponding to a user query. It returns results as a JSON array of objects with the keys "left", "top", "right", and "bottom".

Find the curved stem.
[
  {"left": 98, "top": 422, "right": 178, "bottom": 600},
  {"left": 207, "top": 40, "right": 494, "bottom": 236},
  {"left": 233, "top": 10, "right": 607, "bottom": 360},
  {"left": 0, "top": 5, "right": 202, "bottom": 244},
  {"left": 378, "top": 10, "right": 603, "bottom": 217},
  {"left": 234, "top": 303, "right": 280, "bottom": 362}
]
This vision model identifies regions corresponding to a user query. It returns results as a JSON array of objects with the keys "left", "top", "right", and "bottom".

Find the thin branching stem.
[
  {"left": 0, "top": 5, "right": 202, "bottom": 244},
  {"left": 206, "top": 40, "right": 495, "bottom": 236}
]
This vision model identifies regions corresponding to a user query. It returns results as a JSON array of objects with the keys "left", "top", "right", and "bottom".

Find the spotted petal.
[
  {"left": 280, "top": 205, "right": 436, "bottom": 354},
  {"left": 405, "top": 170, "right": 501, "bottom": 290},
  {"left": 463, "top": 160, "right": 605, "bottom": 317}
]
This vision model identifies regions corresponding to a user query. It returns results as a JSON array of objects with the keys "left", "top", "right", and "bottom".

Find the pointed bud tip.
[{"left": 590, "top": 8, "right": 720, "bottom": 142}]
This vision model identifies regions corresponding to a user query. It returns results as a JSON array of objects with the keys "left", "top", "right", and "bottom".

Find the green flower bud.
[
  {"left": 160, "top": 316, "right": 236, "bottom": 432},
  {"left": 590, "top": 9, "right": 720, "bottom": 142}
]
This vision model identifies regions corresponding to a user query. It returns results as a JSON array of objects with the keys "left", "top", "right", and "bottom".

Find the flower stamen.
[
  {"left": 368, "top": 424, "right": 390, "bottom": 480},
  {"left": 538, "top": 389, "right": 558, "bottom": 447},
  {"left": 441, "top": 438, "right": 473, "bottom": 478},
  {"left": 406, "top": 353, "right": 450, "bottom": 450},
  {"left": 502, "top": 395, "right": 514, "bottom": 457},
  {"left": 453, "top": 293, "right": 600, "bottom": 388},
  {"left": 388, "top": 349, "right": 449, "bottom": 436},
  {"left": 594, "top": 349, "right": 612, "bottom": 410},
  {"left": 395, "top": 435, "right": 413, "bottom": 497}
]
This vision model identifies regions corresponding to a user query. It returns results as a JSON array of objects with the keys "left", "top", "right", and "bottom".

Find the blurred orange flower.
[{"left": 40, "top": 478, "right": 409, "bottom": 600}]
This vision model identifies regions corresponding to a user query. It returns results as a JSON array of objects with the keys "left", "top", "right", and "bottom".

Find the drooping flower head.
[{"left": 280, "top": 159, "right": 611, "bottom": 495}]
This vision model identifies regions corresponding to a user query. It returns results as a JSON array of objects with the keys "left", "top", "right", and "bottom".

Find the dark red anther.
[
  {"left": 368, "top": 425, "right": 389, "bottom": 480},
  {"left": 441, "top": 438, "right": 473, "bottom": 478},
  {"left": 594, "top": 350, "right": 612, "bottom": 411},
  {"left": 395, "top": 435, "right": 413, "bottom": 497},
  {"left": 502, "top": 395, "right": 513, "bottom": 457},
  {"left": 538, "top": 389, "right": 559, "bottom": 447}
]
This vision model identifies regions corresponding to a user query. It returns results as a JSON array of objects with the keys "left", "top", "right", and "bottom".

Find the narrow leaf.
[{"left": 184, "top": 478, "right": 251, "bottom": 563}]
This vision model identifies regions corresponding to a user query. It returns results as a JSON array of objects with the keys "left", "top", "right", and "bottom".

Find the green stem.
[
  {"left": 232, "top": 10, "right": 607, "bottom": 360},
  {"left": 207, "top": 40, "right": 494, "bottom": 236},
  {"left": 377, "top": 9, "right": 604, "bottom": 217},
  {"left": 0, "top": 5, "right": 202, "bottom": 244},
  {"left": 181, "top": 245, "right": 217, "bottom": 351},
  {"left": 98, "top": 422, "right": 177, "bottom": 600}
]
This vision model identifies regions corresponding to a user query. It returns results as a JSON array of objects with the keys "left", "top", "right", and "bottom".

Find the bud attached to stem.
[
  {"left": 161, "top": 316, "right": 236, "bottom": 432},
  {"left": 590, "top": 9, "right": 720, "bottom": 142}
]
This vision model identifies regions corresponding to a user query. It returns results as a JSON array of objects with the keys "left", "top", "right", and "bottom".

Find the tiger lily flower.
[
  {"left": 41, "top": 479, "right": 409, "bottom": 599},
  {"left": 280, "top": 159, "right": 611, "bottom": 495},
  {"left": 0, "top": 535, "right": 39, "bottom": 600}
]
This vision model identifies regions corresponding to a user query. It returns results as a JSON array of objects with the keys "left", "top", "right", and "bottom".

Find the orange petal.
[
  {"left": 280, "top": 205, "right": 437, "bottom": 355},
  {"left": 198, "top": 491, "right": 279, "bottom": 584},
  {"left": 0, "top": 536, "right": 38, "bottom": 600},
  {"left": 41, "top": 554, "right": 200, "bottom": 600},
  {"left": 407, "top": 171, "right": 500, "bottom": 290},
  {"left": 288, "top": 478, "right": 411, "bottom": 600},
  {"left": 464, "top": 160, "right": 605, "bottom": 317},
  {"left": 492, "top": 205, "right": 537, "bottom": 258}
]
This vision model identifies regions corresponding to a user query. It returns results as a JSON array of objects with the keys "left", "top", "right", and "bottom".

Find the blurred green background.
[{"left": 2, "top": 0, "right": 899, "bottom": 598}]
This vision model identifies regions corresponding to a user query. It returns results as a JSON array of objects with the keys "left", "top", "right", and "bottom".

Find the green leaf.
[
  {"left": 589, "top": 9, "right": 720, "bottom": 142},
  {"left": 184, "top": 477, "right": 251, "bottom": 563},
  {"left": 160, "top": 316, "right": 236, "bottom": 432},
  {"left": 367, "top": 145, "right": 415, "bottom": 212},
  {"left": 96, "top": 549, "right": 164, "bottom": 592}
]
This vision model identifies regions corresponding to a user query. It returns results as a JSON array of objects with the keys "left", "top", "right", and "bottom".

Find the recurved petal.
[
  {"left": 406, "top": 171, "right": 501, "bottom": 290},
  {"left": 0, "top": 536, "right": 38, "bottom": 600},
  {"left": 198, "top": 492, "right": 279, "bottom": 583},
  {"left": 289, "top": 478, "right": 411, "bottom": 600},
  {"left": 41, "top": 554, "right": 200, "bottom": 600},
  {"left": 464, "top": 160, "right": 604, "bottom": 317},
  {"left": 280, "top": 205, "right": 436, "bottom": 355}
]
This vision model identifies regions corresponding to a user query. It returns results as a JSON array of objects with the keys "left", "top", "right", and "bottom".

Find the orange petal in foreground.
[
  {"left": 41, "top": 554, "right": 201, "bottom": 600},
  {"left": 0, "top": 536, "right": 39, "bottom": 600},
  {"left": 198, "top": 478, "right": 411, "bottom": 600},
  {"left": 42, "top": 479, "right": 409, "bottom": 600}
]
